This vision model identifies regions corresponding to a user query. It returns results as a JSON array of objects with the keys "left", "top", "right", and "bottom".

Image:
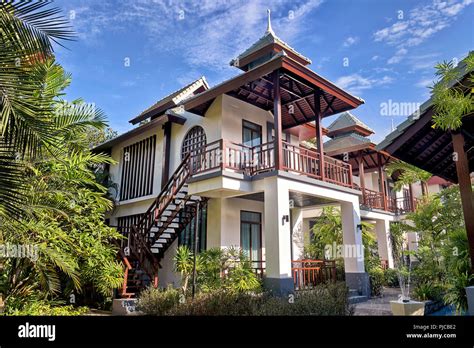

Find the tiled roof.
[
  {"left": 230, "top": 10, "right": 311, "bottom": 67},
  {"left": 230, "top": 30, "right": 312, "bottom": 67},
  {"left": 324, "top": 132, "right": 371, "bottom": 153},
  {"left": 326, "top": 111, "right": 374, "bottom": 134}
]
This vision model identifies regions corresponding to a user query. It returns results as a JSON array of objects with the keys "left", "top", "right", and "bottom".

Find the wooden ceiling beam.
[{"left": 321, "top": 94, "right": 336, "bottom": 115}]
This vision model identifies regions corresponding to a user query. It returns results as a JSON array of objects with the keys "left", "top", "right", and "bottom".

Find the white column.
[
  {"left": 206, "top": 198, "right": 222, "bottom": 249},
  {"left": 291, "top": 207, "right": 304, "bottom": 260},
  {"left": 263, "top": 177, "right": 293, "bottom": 294},
  {"left": 341, "top": 200, "right": 369, "bottom": 296},
  {"left": 340, "top": 201, "right": 365, "bottom": 273},
  {"left": 375, "top": 219, "right": 394, "bottom": 268}
]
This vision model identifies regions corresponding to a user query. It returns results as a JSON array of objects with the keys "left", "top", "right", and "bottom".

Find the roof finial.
[{"left": 266, "top": 9, "right": 274, "bottom": 34}]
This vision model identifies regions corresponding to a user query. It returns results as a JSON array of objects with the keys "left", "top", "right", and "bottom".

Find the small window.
[{"left": 242, "top": 120, "right": 262, "bottom": 147}]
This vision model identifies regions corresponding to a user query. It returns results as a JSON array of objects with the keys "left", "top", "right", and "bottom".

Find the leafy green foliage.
[
  {"left": 383, "top": 268, "right": 400, "bottom": 288},
  {"left": 431, "top": 52, "right": 474, "bottom": 131},
  {"left": 304, "top": 207, "right": 379, "bottom": 271},
  {"left": 385, "top": 160, "right": 431, "bottom": 193},
  {"left": 368, "top": 267, "right": 384, "bottom": 297},
  {"left": 5, "top": 301, "right": 89, "bottom": 316},
  {"left": 404, "top": 185, "right": 474, "bottom": 312},
  {"left": 413, "top": 282, "right": 444, "bottom": 302}
]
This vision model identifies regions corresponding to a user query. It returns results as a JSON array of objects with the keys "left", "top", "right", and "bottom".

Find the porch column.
[
  {"left": 206, "top": 198, "right": 222, "bottom": 249},
  {"left": 377, "top": 153, "right": 387, "bottom": 210},
  {"left": 273, "top": 70, "right": 283, "bottom": 171},
  {"left": 291, "top": 207, "right": 304, "bottom": 260},
  {"left": 375, "top": 219, "right": 394, "bottom": 268},
  {"left": 451, "top": 131, "right": 474, "bottom": 270},
  {"left": 161, "top": 121, "right": 172, "bottom": 188},
  {"left": 340, "top": 200, "right": 370, "bottom": 296},
  {"left": 263, "top": 176, "right": 293, "bottom": 295},
  {"left": 314, "top": 90, "right": 325, "bottom": 180}
]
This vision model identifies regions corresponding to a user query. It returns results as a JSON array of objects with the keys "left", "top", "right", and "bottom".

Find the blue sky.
[{"left": 54, "top": 0, "right": 474, "bottom": 142}]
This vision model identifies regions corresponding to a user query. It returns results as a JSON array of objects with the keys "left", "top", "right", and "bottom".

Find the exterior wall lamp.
[
  {"left": 282, "top": 215, "right": 289, "bottom": 225},
  {"left": 357, "top": 224, "right": 363, "bottom": 232}
]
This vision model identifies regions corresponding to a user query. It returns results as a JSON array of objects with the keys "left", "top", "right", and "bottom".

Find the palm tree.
[
  {"left": 385, "top": 160, "right": 432, "bottom": 196},
  {"left": 0, "top": 1, "right": 74, "bottom": 216}
]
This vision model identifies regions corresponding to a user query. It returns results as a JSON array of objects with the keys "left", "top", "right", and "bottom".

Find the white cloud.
[
  {"left": 387, "top": 48, "right": 408, "bottom": 64},
  {"left": 334, "top": 74, "right": 394, "bottom": 95},
  {"left": 416, "top": 77, "right": 435, "bottom": 88},
  {"left": 343, "top": 36, "right": 359, "bottom": 47},
  {"left": 63, "top": 0, "right": 324, "bottom": 72},
  {"left": 373, "top": 0, "right": 473, "bottom": 64}
]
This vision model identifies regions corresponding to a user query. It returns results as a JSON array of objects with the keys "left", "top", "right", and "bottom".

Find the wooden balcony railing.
[
  {"left": 361, "top": 187, "right": 419, "bottom": 214},
  {"left": 190, "top": 139, "right": 353, "bottom": 189},
  {"left": 291, "top": 259, "right": 337, "bottom": 291}
]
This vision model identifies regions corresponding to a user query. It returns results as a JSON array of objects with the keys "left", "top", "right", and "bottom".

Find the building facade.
[{"left": 95, "top": 15, "right": 441, "bottom": 298}]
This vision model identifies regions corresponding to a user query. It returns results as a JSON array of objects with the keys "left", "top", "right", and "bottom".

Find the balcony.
[
  {"left": 360, "top": 187, "right": 419, "bottom": 214},
  {"left": 189, "top": 139, "right": 353, "bottom": 189}
]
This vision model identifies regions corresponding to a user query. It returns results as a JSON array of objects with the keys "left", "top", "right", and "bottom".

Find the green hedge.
[{"left": 137, "top": 282, "right": 353, "bottom": 316}]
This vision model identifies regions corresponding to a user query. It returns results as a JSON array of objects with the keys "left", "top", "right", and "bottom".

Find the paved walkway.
[{"left": 353, "top": 287, "right": 401, "bottom": 316}]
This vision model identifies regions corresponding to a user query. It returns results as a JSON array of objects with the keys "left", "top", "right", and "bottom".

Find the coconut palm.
[{"left": 0, "top": 1, "right": 74, "bottom": 217}]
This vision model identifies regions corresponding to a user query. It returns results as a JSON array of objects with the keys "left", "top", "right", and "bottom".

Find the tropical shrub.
[
  {"left": 137, "top": 286, "right": 181, "bottom": 316},
  {"left": 174, "top": 246, "right": 262, "bottom": 296},
  {"left": 138, "top": 282, "right": 353, "bottom": 316},
  {"left": 412, "top": 282, "right": 444, "bottom": 302},
  {"left": 368, "top": 267, "right": 384, "bottom": 297},
  {"left": 397, "top": 185, "right": 474, "bottom": 311},
  {"left": 304, "top": 207, "right": 382, "bottom": 275},
  {"left": 383, "top": 268, "right": 399, "bottom": 287},
  {"left": 4, "top": 302, "right": 88, "bottom": 316}
]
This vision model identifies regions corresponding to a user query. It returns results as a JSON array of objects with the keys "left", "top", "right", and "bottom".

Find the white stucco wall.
[{"left": 207, "top": 196, "right": 266, "bottom": 257}]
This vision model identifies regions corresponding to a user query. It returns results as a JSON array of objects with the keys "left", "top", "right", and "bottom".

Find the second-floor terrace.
[{"left": 186, "top": 136, "right": 418, "bottom": 215}]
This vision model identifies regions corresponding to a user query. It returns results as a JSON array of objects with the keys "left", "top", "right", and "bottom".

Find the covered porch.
[
  {"left": 180, "top": 52, "right": 364, "bottom": 191},
  {"left": 227, "top": 176, "right": 369, "bottom": 296}
]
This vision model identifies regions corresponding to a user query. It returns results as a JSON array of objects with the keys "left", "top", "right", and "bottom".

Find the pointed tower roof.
[
  {"left": 326, "top": 111, "right": 374, "bottom": 138},
  {"left": 230, "top": 9, "right": 312, "bottom": 71}
]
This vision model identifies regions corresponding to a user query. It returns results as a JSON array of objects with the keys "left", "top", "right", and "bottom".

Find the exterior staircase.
[{"left": 119, "top": 153, "right": 206, "bottom": 298}]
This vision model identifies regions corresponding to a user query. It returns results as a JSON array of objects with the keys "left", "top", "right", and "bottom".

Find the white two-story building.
[{"left": 95, "top": 16, "right": 439, "bottom": 299}]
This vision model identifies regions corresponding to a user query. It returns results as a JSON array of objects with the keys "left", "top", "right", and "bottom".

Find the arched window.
[{"left": 181, "top": 126, "right": 207, "bottom": 159}]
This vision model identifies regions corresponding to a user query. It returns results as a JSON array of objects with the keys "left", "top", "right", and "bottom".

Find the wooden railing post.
[
  {"left": 273, "top": 70, "right": 283, "bottom": 171},
  {"left": 314, "top": 90, "right": 325, "bottom": 181},
  {"left": 377, "top": 153, "right": 388, "bottom": 211},
  {"left": 221, "top": 139, "right": 225, "bottom": 170}
]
